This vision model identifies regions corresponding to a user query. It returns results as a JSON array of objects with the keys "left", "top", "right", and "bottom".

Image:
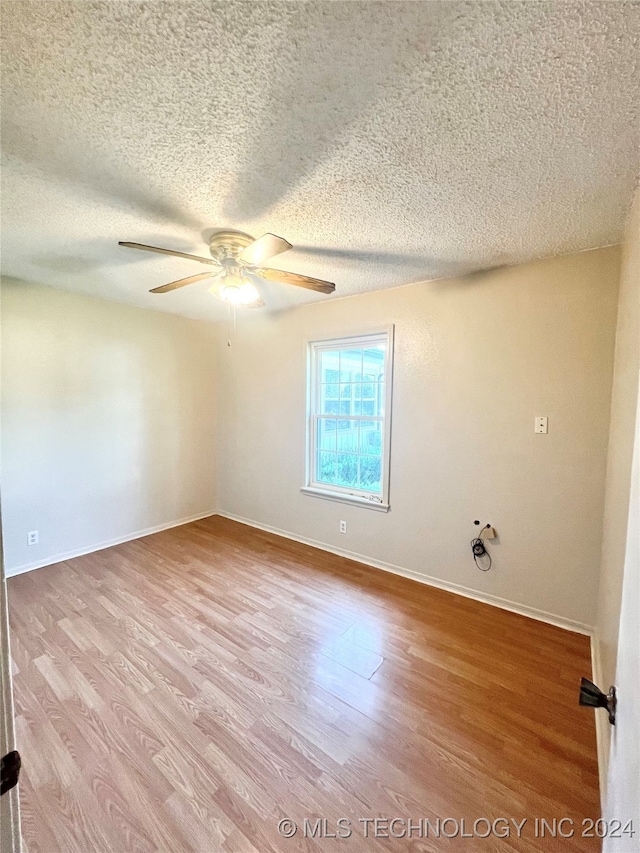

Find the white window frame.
[{"left": 302, "top": 326, "right": 394, "bottom": 512}]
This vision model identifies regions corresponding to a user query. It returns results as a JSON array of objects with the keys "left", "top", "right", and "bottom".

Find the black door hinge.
[{"left": 1, "top": 750, "right": 21, "bottom": 795}]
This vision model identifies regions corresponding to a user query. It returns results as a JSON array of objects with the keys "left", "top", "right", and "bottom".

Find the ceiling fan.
[{"left": 119, "top": 230, "right": 336, "bottom": 307}]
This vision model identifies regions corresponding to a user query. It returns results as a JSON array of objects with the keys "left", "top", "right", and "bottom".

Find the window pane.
[
  {"left": 319, "top": 351, "right": 340, "bottom": 383},
  {"left": 339, "top": 349, "right": 362, "bottom": 382},
  {"left": 359, "top": 455, "right": 382, "bottom": 492},
  {"left": 317, "top": 451, "right": 336, "bottom": 483},
  {"left": 363, "top": 346, "right": 385, "bottom": 382},
  {"left": 336, "top": 453, "right": 358, "bottom": 487},
  {"left": 317, "top": 419, "right": 337, "bottom": 451},
  {"left": 323, "top": 383, "right": 339, "bottom": 399},
  {"left": 339, "top": 383, "right": 351, "bottom": 399},
  {"left": 336, "top": 419, "right": 359, "bottom": 453},
  {"left": 323, "top": 400, "right": 339, "bottom": 415},
  {"left": 360, "top": 421, "right": 382, "bottom": 455}
]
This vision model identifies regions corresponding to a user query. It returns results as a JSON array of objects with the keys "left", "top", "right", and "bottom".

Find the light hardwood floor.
[{"left": 8, "top": 516, "right": 600, "bottom": 852}]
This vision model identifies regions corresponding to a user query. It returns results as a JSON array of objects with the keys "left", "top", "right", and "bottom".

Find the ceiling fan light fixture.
[
  {"left": 221, "top": 283, "right": 257, "bottom": 305},
  {"left": 211, "top": 274, "right": 260, "bottom": 305}
]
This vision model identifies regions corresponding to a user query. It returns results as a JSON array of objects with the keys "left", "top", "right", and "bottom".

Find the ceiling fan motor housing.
[{"left": 209, "top": 230, "right": 255, "bottom": 262}]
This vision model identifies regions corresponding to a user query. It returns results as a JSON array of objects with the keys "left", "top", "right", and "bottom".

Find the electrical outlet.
[
  {"left": 27, "top": 530, "right": 39, "bottom": 546},
  {"left": 535, "top": 416, "right": 548, "bottom": 434},
  {"left": 339, "top": 520, "right": 347, "bottom": 534}
]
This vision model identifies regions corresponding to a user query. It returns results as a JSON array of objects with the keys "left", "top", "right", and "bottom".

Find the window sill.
[{"left": 301, "top": 486, "right": 390, "bottom": 512}]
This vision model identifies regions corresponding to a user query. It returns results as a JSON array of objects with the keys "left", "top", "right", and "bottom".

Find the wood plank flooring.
[{"left": 7, "top": 516, "right": 600, "bottom": 852}]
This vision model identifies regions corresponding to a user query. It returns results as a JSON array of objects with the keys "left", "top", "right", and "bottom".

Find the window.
[{"left": 303, "top": 328, "right": 393, "bottom": 510}]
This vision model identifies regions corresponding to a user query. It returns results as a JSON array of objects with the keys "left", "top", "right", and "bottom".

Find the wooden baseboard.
[
  {"left": 216, "top": 510, "right": 595, "bottom": 636},
  {"left": 4, "top": 511, "right": 218, "bottom": 578}
]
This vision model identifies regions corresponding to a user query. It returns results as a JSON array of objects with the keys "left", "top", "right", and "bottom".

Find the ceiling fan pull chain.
[{"left": 226, "top": 303, "right": 238, "bottom": 348}]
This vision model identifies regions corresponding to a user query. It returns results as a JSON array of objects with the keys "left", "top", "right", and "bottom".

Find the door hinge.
[{"left": 1, "top": 750, "right": 21, "bottom": 795}]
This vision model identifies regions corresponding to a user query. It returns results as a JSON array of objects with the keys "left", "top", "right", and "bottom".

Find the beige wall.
[
  {"left": 1, "top": 280, "right": 217, "bottom": 574},
  {"left": 597, "top": 188, "right": 640, "bottom": 789},
  {"left": 0, "top": 244, "right": 625, "bottom": 632},
  {"left": 216, "top": 247, "right": 620, "bottom": 630}
]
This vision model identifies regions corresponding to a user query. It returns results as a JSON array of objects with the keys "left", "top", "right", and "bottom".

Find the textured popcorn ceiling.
[{"left": 1, "top": 1, "right": 639, "bottom": 320}]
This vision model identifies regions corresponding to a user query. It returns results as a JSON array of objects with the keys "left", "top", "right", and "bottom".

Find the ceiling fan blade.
[
  {"left": 238, "top": 233, "right": 292, "bottom": 265},
  {"left": 149, "top": 272, "right": 217, "bottom": 294},
  {"left": 119, "top": 241, "right": 221, "bottom": 267},
  {"left": 254, "top": 267, "right": 335, "bottom": 294}
]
